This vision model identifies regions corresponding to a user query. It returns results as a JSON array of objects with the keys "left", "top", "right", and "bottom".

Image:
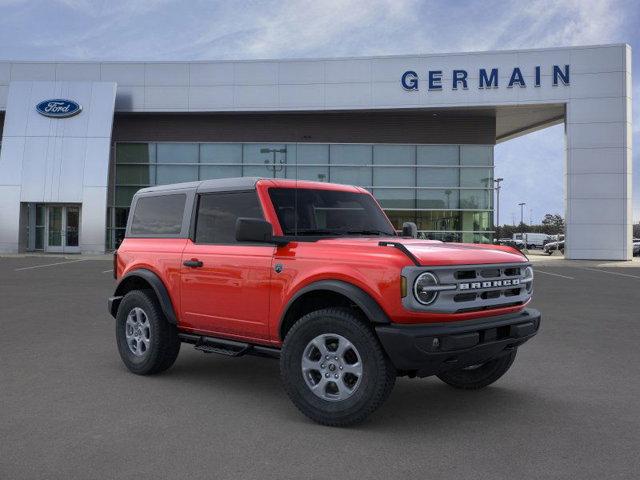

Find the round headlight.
[
  {"left": 414, "top": 272, "right": 439, "bottom": 305},
  {"left": 523, "top": 266, "right": 534, "bottom": 293}
]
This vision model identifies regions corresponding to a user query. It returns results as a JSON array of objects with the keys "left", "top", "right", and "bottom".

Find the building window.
[{"left": 109, "top": 142, "right": 495, "bottom": 250}]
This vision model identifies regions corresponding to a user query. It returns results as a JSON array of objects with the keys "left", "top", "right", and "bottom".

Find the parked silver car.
[{"left": 543, "top": 240, "right": 565, "bottom": 255}]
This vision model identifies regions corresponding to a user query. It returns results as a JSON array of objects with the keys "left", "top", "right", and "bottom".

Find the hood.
[
  {"left": 396, "top": 239, "right": 528, "bottom": 266},
  {"left": 314, "top": 236, "right": 528, "bottom": 266}
]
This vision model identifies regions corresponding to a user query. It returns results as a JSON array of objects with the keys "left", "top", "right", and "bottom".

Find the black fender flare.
[
  {"left": 280, "top": 280, "right": 391, "bottom": 333},
  {"left": 110, "top": 269, "right": 178, "bottom": 324}
]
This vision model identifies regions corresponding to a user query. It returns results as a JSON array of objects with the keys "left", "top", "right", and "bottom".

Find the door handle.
[{"left": 183, "top": 259, "right": 203, "bottom": 268}]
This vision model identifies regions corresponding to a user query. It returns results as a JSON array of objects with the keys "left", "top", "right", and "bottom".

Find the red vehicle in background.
[{"left": 109, "top": 178, "right": 540, "bottom": 426}]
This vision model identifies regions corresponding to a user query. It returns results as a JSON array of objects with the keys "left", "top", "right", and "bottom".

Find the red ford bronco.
[{"left": 109, "top": 178, "right": 540, "bottom": 426}]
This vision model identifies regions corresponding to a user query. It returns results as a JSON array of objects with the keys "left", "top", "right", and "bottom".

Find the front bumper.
[{"left": 376, "top": 308, "right": 541, "bottom": 377}]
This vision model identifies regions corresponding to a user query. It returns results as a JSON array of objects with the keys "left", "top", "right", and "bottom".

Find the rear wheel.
[
  {"left": 436, "top": 350, "right": 517, "bottom": 390},
  {"left": 116, "top": 290, "right": 180, "bottom": 375},
  {"left": 280, "top": 308, "right": 396, "bottom": 427}
]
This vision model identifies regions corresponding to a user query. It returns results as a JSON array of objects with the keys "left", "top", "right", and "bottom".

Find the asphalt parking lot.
[{"left": 1, "top": 256, "right": 639, "bottom": 479}]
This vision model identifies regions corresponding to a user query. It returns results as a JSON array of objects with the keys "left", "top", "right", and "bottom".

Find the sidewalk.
[{"left": 526, "top": 250, "right": 640, "bottom": 268}]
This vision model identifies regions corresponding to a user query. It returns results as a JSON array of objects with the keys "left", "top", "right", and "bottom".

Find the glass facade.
[{"left": 108, "top": 143, "right": 494, "bottom": 249}]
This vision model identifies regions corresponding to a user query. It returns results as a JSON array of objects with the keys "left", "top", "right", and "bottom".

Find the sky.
[{"left": 0, "top": 0, "right": 638, "bottom": 225}]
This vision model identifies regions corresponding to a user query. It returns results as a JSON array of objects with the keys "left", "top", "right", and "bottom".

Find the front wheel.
[
  {"left": 436, "top": 350, "right": 517, "bottom": 390},
  {"left": 280, "top": 308, "right": 396, "bottom": 427}
]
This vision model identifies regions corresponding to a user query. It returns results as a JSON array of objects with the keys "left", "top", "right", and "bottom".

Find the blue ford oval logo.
[{"left": 36, "top": 99, "right": 82, "bottom": 118}]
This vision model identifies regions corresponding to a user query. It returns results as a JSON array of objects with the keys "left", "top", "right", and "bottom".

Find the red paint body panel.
[
  {"left": 116, "top": 238, "right": 187, "bottom": 318},
  {"left": 116, "top": 178, "right": 530, "bottom": 347},
  {"left": 180, "top": 240, "right": 274, "bottom": 342}
]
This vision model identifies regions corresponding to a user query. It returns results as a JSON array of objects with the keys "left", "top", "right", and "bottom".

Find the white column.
[{"left": 564, "top": 45, "right": 632, "bottom": 260}]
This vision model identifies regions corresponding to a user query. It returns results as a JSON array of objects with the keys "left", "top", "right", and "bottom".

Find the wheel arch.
[
  {"left": 111, "top": 269, "right": 178, "bottom": 324},
  {"left": 279, "top": 280, "right": 390, "bottom": 341}
]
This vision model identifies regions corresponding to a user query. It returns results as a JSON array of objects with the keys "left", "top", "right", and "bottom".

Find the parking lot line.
[
  {"left": 533, "top": 269, "right": 575, "bottom": 280},
  {"left": 102, "top": 269, "right": 113, "bottom": 274},
  {"left": 579, "top": 267, "right": 640, "bottom": 279},
  {"left": 14, "top": 259, "right": 87, "bottom": 271}
]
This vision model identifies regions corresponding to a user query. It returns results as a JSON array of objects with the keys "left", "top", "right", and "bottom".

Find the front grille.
[
  {"left": 454, "top": 293, "right": 477, "bottom": 302},
  {"left": 402, "top": 262, "right": 533, "bottom": 314}
]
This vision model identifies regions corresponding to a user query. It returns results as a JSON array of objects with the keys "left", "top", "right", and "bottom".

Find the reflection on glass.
[
  {"left": 156, "top": 165, "right": 198, "bottom": 184},
  {"left": 200, "top": 144, "right": 242, "bottom": 164},
  {"left": 417, "top": 145, "right": 459, "bottom": 165},
  {"left": 35, "top": 227, "right": 44, "bottom": 250},
  {"left": 372, "top": 145, "right": 415, "bottom": 187},
  {"left": 460, "top": 189, "right": 493, "bottom": 209},
  {"left": 461, "top": 145, "right": 493, "bottom": 166},
  {"left": 116, "top": 143, "right": 155, "bottom": 164},
  {"left": 111, "top": 142, "right": 495, "bottom": 246},
  {"left": 372, "top": 189, "right": 414, "bottom": 209},
  {"left": 48, "top": 207, "right": 63, "bottom": 247},
  {"left": 418, "top": 167, "right": 458, "bottom": 187},
  {"left": 243, "top": 144, "right": 288, "bottom": 178},
  {"left": 417, "top": 189, "right": 459, "bottom": 209},
  {"left": 157, "top": 144, "right": 198, "bottom": 164},
  {"left": 460, "top": 168, "right": 493, "bottom": 188},
  {"left": 200, "top": 143, "right": 244, "bottom": 179},
  {"left": 66, "top": 207, "right": 79, "bottom": 247},
  {"left": 116, "top": 165, "right": 155, "bottom": 185},
  {"left": 286, "top": 144, "right": 328, "bottom": 181}
]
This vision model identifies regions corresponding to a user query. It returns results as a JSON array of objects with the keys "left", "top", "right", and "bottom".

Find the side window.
[
  {"left": 130, "top": 194, "right": 186, "bottom": 236},
  {"left": 195, "top": 191, "right": 264, "bottom": 244}
]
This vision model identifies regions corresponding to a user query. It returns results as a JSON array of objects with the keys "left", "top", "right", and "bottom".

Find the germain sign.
[
  {"left": 36, "top": 99, "right": 82, "bottom": 118},
  {"left": 401, "top": 65, "right": 570, "bottom": 91}
]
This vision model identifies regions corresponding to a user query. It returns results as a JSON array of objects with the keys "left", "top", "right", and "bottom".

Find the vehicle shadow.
[{"left": 164, "top": 349, "right": 549, "bottom": 432}]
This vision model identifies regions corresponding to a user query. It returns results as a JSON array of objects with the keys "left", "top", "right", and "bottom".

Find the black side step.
[
  {"left": 194, "top": 343, "right": 250, "bottom": 357},
  {"left": 178, "top": 333, "right": 280, "bottom": 359}
]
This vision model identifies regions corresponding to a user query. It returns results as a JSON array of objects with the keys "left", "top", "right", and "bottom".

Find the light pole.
[
  {"left": 518, "top": 202, "right": 526, "bottom": 229},
  {"left": 494, "top": 178, "right": 503, "bottom": 227},
  {"left": 261, "top": 147, "right": 287, "bottom": 177}
]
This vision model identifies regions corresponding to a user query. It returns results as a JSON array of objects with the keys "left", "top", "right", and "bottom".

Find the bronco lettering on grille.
[{"left": 458, "top": 278, "right": 520, "bottom": 290}]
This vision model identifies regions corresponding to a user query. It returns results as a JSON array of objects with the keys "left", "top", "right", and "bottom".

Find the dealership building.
[{"left": 0, "top": 44, "right": 633, "bottom": 259}]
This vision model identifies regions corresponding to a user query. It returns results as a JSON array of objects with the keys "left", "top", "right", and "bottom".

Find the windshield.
[{"left": 268, "top": 188, "right": 396, "bottom": 237}]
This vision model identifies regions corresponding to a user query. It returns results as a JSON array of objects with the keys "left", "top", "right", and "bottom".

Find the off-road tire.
[
  {"left": 436, "top": 350, "right": 517, "bottom": 390},
  {"left": 280, "top": 307, "right": 396, "bottom": 427},
  {"left": 116, "top": 289, "right": 180, "bottom": 375}
]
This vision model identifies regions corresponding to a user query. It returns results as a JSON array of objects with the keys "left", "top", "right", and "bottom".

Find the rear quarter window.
[{"left": 130, "top": 194, "right": 186, "bottom": 236}]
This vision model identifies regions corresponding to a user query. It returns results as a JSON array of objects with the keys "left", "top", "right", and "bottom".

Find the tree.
[
  {"left": 541, "top": 214, "right": 564, "bottom": 230},
  {"left": 493, "top": 214, "right": 565, "bottom": 241}
]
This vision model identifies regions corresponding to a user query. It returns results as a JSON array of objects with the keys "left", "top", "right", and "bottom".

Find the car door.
[{"left": 180, "top": 190, "right": 275, "bottom": 342}]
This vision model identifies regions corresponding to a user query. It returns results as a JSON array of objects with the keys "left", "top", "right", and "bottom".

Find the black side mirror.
[
  {"left": 236, "top": 218, "right": 274, "bottom": 243},
  {"left": 401, "top": 222, "right": 418, "bottom": 238}
]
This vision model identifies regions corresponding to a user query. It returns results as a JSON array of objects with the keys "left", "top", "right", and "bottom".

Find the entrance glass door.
[
  {"left": 47, "top": 207, "right": 64, "bottom": 252},
  {"left": 65, "top": 206, "right": 80, "bottom": 252},
  {"left": 44, "top": 205, "right": 81, "bottom": 253}
]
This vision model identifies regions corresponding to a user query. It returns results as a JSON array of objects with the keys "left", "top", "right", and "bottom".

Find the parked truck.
[{"left": 513, "top": 232, "right": 552, "bottom": 249}]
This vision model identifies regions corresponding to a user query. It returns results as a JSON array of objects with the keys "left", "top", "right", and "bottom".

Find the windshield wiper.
[
  {"left": 346, "top": 230, "right": 393, "bottom": 236},
  {"left": 293, "top": 228, "right": 394, "bottom": 237},
  {"left": 294, "top": 228, "right": 347, "bottom": 236}
]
